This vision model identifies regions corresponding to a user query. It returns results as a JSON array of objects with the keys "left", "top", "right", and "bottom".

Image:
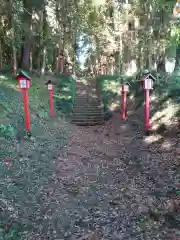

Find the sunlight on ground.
[
  {"left": 109, "top": 101, "right": 120, "bottom": 111},
  {"left": 120, "top": 124, "right": 128, "bottom": 130},
  {"left": 0, "top": 75, "right": 19, "bottom": 91},
  {"left": 161, "top": 140, "right": 173, "bottom": 150},
  {"left": 144, "top": 134, "right": 164, "bottom": 144},
  {"left": 0, "top": 75, "right": 7, "bottom": 80},
  {"left": 151, "top": 100, "right": 179, "bottom": 130},
  {"left": 144, "top": 134, "right": 173, "bottom": 150}
]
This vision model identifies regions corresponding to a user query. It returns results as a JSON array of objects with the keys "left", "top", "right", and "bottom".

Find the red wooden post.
[
  {"left": 49, "top": 89, "right": 54, "bottom": 117},
  {"left": 46, "top": 80, "right": 54, "bottom": 117},
  {"left": 145, "top": 89, "right": 150, "bottom": 130},
  {"left": 23, "top": 89, "right": 31, "bottom": 131},
  {"left": 143, "top": 75, "right": 155, "bottom": 131},
  {"left": 16, "top": 70, "right": 31, "bottom": 133},
  {"left": 121, "top": 83, "right": 130, "bottom": 120},
  {"left": 122, "top": 91, "right": 127, "bottom": 120}
]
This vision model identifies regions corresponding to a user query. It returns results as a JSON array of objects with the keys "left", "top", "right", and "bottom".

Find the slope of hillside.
[
  {"left": 0, "top": 73, "right": 74, "bottom": 239},
  {"left": 98, "top": 72, "right": 180, "bottom": 135}
]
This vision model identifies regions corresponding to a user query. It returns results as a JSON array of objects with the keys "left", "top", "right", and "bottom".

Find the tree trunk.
[
  {"left": 20, "top": 0, "right": 32, "bottom": 71},
  {"left": 21, "top": 39, "right": 30, "bottom": 70},
  {"left": 9, "top": 0, "right": 17, "bottom": 75}
]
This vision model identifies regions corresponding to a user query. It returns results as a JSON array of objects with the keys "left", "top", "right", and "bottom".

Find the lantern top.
[
  {"left": 141, "top": 73, "right": 156, "bottom": 81},
  {"left": 17, "top": 70, "right": 31, "bottom": 80},
  {"left": 143, "top": 73, "right": 156, "bottom": 81},
  {"left": 45, "top": 80, "right": 55, "bottom": 85},
  {"left": 123, "top": 82, "right": 131, "bottom": 86}
]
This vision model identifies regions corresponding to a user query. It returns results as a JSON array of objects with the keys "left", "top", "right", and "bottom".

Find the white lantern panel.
[
  {"left": 144, "top": 78, "right": 153, "bottom": 90},
  {"left": 19, "top": 79, "right": 27, "bottom": 89},
  {"left": 48, "top": 84, "right": 53, "bottom": 90},
  {"left": 123, "top": 85, "right": 129, "bottom": 92}
]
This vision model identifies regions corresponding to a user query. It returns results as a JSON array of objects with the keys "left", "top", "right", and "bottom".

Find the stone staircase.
[{"left": 72, "top": 78, "right": 104, "bottom": 126}]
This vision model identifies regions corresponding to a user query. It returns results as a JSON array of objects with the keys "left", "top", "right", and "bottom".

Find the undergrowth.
[
  {"left": 97, "top": 71, "right": 180, "bottom": 124},
  {"left": 54, "top": 74, "right": 76, "bottom": 116}
]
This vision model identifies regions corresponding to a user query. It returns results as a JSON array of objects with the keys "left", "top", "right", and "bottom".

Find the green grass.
[
  {"left": 96, "top": 75, "right": 121, "bottom": 113},
  {"left": 54, "top": 74, "right": 76, "bottom": 116}
]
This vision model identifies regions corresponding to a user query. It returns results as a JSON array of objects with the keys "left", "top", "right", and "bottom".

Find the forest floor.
[
  {"left": 48, "top": 109, "right": 180, "bottom": 240},
  {"left": 1, "top": 74, "right": 180, "bottom": 239}
]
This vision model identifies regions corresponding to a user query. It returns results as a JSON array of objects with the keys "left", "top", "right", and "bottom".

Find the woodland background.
[{"left": 0, "top": 0, "right": 179, "bottom": 76}]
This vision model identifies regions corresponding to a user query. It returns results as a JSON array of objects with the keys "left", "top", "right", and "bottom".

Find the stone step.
[
  {"left": 73, "top": 112, "right": 103, "bottom": 116},
  {"left": 72, "top": 119, "right": 104, "bottom": 126},
  {"left": 73, "top": 111, "right": 103, "bottom": 115},
  {"left": 72, "top": 115, "right": 103, "bottom": 120},
  {"left": 73, "top": 104, "right": 102, "bottom": 107},
  {"left": 88, "top": 101, "right": 101, "bottom": 105}
]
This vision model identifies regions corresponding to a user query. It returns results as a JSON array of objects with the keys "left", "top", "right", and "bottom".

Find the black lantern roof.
[
  {"left": 45, "top": 80, "right": 55, "bottom": 85},
  {"left": 17, "top": 70, "right": 31, "bottom": 80},
  {"left": 123, "top": 82, "right": 131, "bottom": 86},
  {"left": 143, "top": 73, "right": 156, "bottom": 81}
]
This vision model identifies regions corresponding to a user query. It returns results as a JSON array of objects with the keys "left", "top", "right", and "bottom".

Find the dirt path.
[{"left": 33, "top": 110, "right": 180, "bottom": 240}]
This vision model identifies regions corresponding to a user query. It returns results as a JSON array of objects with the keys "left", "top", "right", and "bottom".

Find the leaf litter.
[{"left": 1, "top": 103, "right": 180, "bottom": 239}]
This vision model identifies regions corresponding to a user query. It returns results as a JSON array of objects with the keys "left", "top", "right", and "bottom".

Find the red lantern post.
[
  {"left": 16, "top": 70, "right": 31, "bottom": 133},
  {"left": 46, "top": 80, "right": 54, "bottom": 117},
  {"left": 143, "top": 74, "right": 155, "bottom": 132},
  {"left": 121, "top": 83, "right": 130, "bottom": 120}
]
